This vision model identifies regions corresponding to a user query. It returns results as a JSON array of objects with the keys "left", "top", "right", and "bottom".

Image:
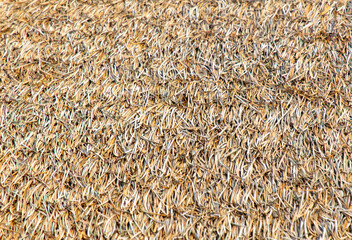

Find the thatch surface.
[{"left": 1, "top": 0, "right": 352, "bottom": 239}]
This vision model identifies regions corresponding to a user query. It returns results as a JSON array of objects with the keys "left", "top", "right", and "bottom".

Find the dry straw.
[{"left": 1, "top": 0, "right": 352, "bottom": 239}]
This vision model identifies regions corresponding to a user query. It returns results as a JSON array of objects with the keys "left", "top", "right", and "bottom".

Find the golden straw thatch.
[{"left": 1, "top": 0, "right": 352, "bottom": 239}]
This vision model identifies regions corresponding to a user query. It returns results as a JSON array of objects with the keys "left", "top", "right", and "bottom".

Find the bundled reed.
[{"left": 1, "top": 0, "right": 352, "bottom": 239}]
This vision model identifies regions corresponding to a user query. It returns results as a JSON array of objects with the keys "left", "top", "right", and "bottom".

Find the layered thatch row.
[{"left": 1, "top": 0, "right": 352, "bottom": 239}]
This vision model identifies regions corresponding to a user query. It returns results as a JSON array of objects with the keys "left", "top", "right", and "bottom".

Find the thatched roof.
[{"left": 1, "top": 0, "right": 352, "bottom": 239}]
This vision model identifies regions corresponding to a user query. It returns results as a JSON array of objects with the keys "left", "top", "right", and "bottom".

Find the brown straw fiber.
[{"left": 1, "top": 0, "right": 352, "bottom": 239}]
